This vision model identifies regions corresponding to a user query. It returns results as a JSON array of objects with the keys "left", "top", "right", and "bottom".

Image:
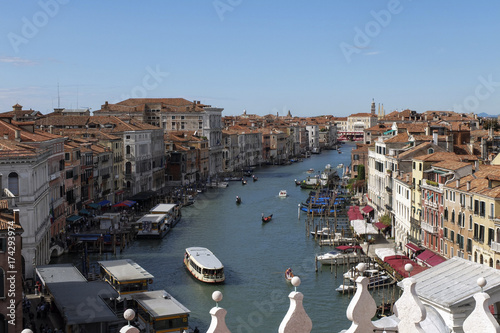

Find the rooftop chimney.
[
  {"left": 406, "top": 174, "right": 409, "bottom": 182},
  {"left": 467, "top": 181, "right": 471, "bottom": 191},
  {"left": 433, "top": 130, "right": 438, "bottom": 145},
  {"left": 456, "top": 179, "right": 460, "bottom": 188},
  {"left": 14, "top": 129, "right": 20, "bottom": 141},
  {"left": 13, "top": 209, "right": 19, "bottom": 224}
]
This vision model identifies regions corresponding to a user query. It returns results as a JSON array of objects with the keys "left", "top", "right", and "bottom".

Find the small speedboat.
[
  {"left": 236, "top": 196, "right": 241, "bottom": 204},
  {"left": 262, "top": 213, "right": 273, "bottom": 223},
  {"left": 285, "top": 268, "right": 295, "bottom": 282},
  {"left": 306, "top": 168, "right": 314, "bottom": 173},
  {"left": 294, "top": 179, "right": 301, "bottom": 186},
  {"left": 279, "top": 190, "right": 287, "bottom": 198},
  {"left": 242, "top": 180, "right": 247, "bottom": 185}
]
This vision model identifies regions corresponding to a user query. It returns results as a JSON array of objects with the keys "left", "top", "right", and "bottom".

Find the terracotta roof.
[
  {"left": 384, "top": 133, "right": 409, "bottom": 143},
  {"left": 431, "top": 160, "right": 471, "bottom": 171},
  {"left": 349, "top": 113, "right": 376, "bottom": 117}
]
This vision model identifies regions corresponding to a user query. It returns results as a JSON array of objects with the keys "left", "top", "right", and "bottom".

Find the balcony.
[
  {"left": 385, "top": 186, "right": 392, "bottom": 193},
  {"left": 491, "top": 241, "right": 500, "bottom": 253},
  {"left": 421, "top": 221, "right": 438, "bottom": 234}
]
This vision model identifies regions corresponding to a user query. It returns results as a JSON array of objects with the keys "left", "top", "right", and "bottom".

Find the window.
[
  {"left": 171, "top": 116, "right": 176, "bottom": 119},
  {"left": 353, "top": 154, "right": 359, "bottom": 160},
  {"left": 444, "top": 227, "right": 448, "bottom": 238},
  {"left": 467, "top": 238, "right": 472, "bottom": 252},
  {"left": 444, "top": 243, "right": 448, "bottom": 255},
  {"left": 450, "top": 230, "right": 455, "bottom": 243},
  {"left": 419, "top": 163, "right": 422, "bottom": 171},
  {"left": 8, "top": 172, "right": 19, "bottom": 196},
  {"left": 474, "top": 200, "right": 479, "bottom": 215},
  {"left": 126, "top": 135, "right": 130, "bottom": 139},
  {"left": 126, "top": 145, "right": 131, "bottom": 155},
  {"left": 479, "top": 225, "right": 485, "bottom": 243},
  {"left": 469, "top": 216, "right": 473, "bottom": 230},
  {"left": 413, "top": 162, "right": 415, "bottom": 170},
  {"left": 491, "top": 203, "right": 495, "bottom": 218},
  {"left": 0, "top": 268, "right": 4, "bottom": 298},
  {"left": 480, "top": 201, "right": 486, "bottom": 217},
  {"left": 0, "top": 237, "right": 5, "bottom": 252},
  {"left": 489, "top": 228, "right": 494, "bottom": 246}
]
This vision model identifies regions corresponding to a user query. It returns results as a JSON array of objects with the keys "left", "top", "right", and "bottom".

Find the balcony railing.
[
  {"left": 421, "top": 221, "right": 438, "bottom": 234},
  {"left": 491, "top": 241, "right": 500, "bottom": 253}
]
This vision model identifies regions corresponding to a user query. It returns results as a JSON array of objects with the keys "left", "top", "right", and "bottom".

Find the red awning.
[
  {"left": 426, "top": 254, "right": 446, "bottom": 267},
  {"left": 383, "top": 255, "right": 428, "bottom": 278},
  {"left": 374, "top": 222, "right": 389, "bottom": 230},
  {"left": 416, "top": 249, "right": 446, "bottom": 267},
  {"left": 405, "top": 243, "right": 422, "bottom": 253},
  {"left": 362, "top": 205, "right": 374, "bottom": 214}
]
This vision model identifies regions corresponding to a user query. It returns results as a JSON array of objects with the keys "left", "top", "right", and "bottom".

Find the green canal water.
[{"left": 56, "top": 142, "right": 395, "bottom": 332}]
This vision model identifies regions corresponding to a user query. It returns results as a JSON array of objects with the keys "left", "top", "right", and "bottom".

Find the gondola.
[
  {"left": 262, "top": 213, "right": 273, "bottom": 223},
  {"left": 236, "top": 196, "right": 241, "bottom": 204},
  {"left": 252, "top": 175, "right": 258, "bottom": 182}
]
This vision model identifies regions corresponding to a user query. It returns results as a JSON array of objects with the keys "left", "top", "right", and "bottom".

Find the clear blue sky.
[{"left": 1, "top": 1, "right": 499, "bottom": 117}]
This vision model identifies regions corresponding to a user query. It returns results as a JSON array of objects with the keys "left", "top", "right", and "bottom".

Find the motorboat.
[
  {"left": 262, "top": 213, "right": 273, "bottom": 223},
  {"left": 252, "top": 175, "right": 258, "bottom": 182},
  {"left": 306, "top": 168, "right": 314, "bottom": 173},
  {"left": 294, "top": 179, "right": 301, "bottom": 186},
  {"left": 184, "top": 247, "right": 225, "bottom": 283},
  {"left": 316, "top": 245, "right": 364, "bottom": 265},
  {"left": 285, "top": 268, "right": 295, "bottom": 282},
  {"left": 242, "top": 179, "right": 247, "bottom": 185},
  {"left": 337, "top": 163, "right": 344, "bottom": 169},
  {"left": 310, "top": 227, "right": 333, "bottom": 238},
  {"left": 279, "top": 190, "right": 287, "bottom": 198},
  {"left": 336, "top": 270, "right": 394, "bottom": 292}
]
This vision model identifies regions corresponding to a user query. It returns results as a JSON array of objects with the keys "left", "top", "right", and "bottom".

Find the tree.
[
  {"left": 380, "top": 213, "right": 391, "bottom": 226},
  {"left": 357, "top": 164, "right": 365, "bottom": 181}
]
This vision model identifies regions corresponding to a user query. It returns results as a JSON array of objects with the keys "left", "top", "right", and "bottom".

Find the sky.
[{"left": 1, "top": 1, "right": 500, "bottom": 117}]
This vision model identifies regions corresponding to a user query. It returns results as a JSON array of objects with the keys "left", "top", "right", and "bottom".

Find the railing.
[
  {"left": 491, "top": 241, "right": 500, "bottom": 253},
  {"left": 198, "top": 266, "right": 500, "bottom": 333},
  {"left": 421, "top": 221, "right": 438, "bottom": 234}
]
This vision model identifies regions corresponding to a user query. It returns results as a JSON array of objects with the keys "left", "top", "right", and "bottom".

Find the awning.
[
  {"left": 351, "top": 219, "right": 378, "bottom": 235},
  {"left": 87, "top": 203, "right": 100, "bottom": 210},
  {"left": 79, "top": 209, "right": 91, "bottom": 216},
  {"left": 374, "top": 222, "right": 389, "bottom": 230},
  {"left": 362, "top": 205, "right": 374, "bottom": 214},
  {"left": 97, "top": 200, "right": 111, "bottom": 206},
  {"left": 115, "top": 190, "right": 125, "bottom": 195},
  {"left": 66, "top": 215, "right": 83, "bottom": 223},
  {"left": 405, "top": 243, "right": 422, "bottom": 253},
  {"left": 129, "top": 190, "right": 156, "bottom": 202},
  {"left": 416, "top": 249, "right": 446, "bottom": 267},
  {"left": 112, "top": 200, "right": 136, "bottom": 208}
]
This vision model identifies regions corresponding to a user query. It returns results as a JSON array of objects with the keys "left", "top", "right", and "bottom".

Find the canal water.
[{"left": 58, "top": 142, "right": 392, "bottom": 332}]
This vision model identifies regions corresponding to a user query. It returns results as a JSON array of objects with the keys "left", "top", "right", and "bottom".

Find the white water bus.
[{"left": 183, "top": 247, "right": 225, "bottom": 283}]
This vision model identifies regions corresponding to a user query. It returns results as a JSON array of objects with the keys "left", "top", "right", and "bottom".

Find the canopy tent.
[
  {"left": 405, "top": 242, "right": 423, "bottom": 253},
  {"left": 79, "top": 209, "right": 91, "bottom": 216},
  {"left": 350, "top": 219, "right": 378, "bottom": 235},
  {"left": 348, "top": 206, "right": 364, "bottom": 221},
  {"left": 97, "top": 200, "right": 111, "bottom": 206},
  {"left": 87, "top": 203, "right": 100, "bottom": 210},
  {"left": 384, "top": 255, "right": 428, "bottom": 278},
  {"left": 374, "top": 222, "right": 389, "bottom": 230},
  {"left": 112, "top": 200, "right": 136, "bottom": 208},
  {"left": 66, "top": 215, "right": 83, "bottom": 223},
  {"left": 362, "top": 205, "right": 374, "bottom": 214},
  {"left": 416, "top": 249, "right": 446, "bottom": 268}
]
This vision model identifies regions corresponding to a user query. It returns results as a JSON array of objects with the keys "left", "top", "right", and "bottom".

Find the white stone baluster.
[
  {"left": 345, "top": 263, "right": 377, "bottom": 333},
  {"left": 463, "top": 277, "right": 500, "bottom": 333},
  {"left": 279, "top": 276, "right": 313, "bottom": 333},
  {"left": 394, "top": 264, "right": 426, "bottom": 333},
  {"left": 120, "top": 309, "right": 140, "bottom": 333},
  {"left": 207, "top": 291, "right": 231, "bottom": 333}
]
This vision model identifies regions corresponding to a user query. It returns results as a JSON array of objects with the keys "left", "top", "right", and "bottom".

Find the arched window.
[
  {"left": 126, "top": 145, "right": 131, "bottom": 155},
  {"left": 474, "top": 252, "right": 478, "bottom": 262},
  {"left": 469, "top": 216, "right": 473, "bottom": 230},
  {"left": 444, "top": 208, "right": 448, "bottom": 220},
  {"left": 451, "top": 210, "right": 455, "bottom": 223},
  {"left": 490, "top": 258, "right": 494, "bottom": 267},
  {"left": 125, "top": 162, "right": 132, "bottom": 175},
  {"left": 480, "top": 254, "right": 484, "bottom": 264},
  {"left": 8, "top": 172, "right": 19, "bottom": 196},
  {"left": 126, "top": 181, "right": 131, "bottom": 188},
  {"left": 428, "top": 148, "right": 434, "bottom": 154}
]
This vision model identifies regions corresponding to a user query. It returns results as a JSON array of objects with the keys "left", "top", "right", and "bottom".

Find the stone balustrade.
[{"left": 118, "top": 264, "right": 500, "bottom": 333}]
